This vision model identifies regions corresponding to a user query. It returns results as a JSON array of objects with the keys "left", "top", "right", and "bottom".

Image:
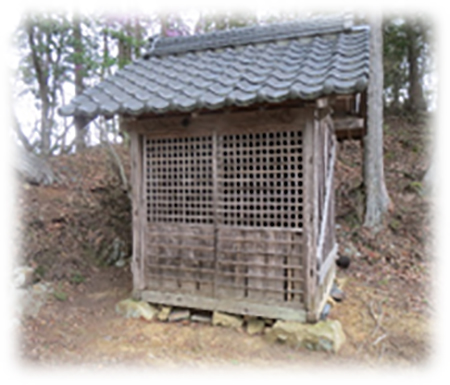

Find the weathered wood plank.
[
  {"left": 145, "top": 223, "right": 215, "bottom": 295},
  {"left": 212, "top": 129, "right": 219, "bottom": 297},
  {"left": 216, "top": 227, "right": 247, "bottom": 299},
  {"left": 130, "top": 132, "right": 145, "bottom": 295},
  {"left": 146, "top": 264, "right": 302, "bottom": 284},
  {"left": 122, "top": 107, "right": 309, "bottom": 139},
  {"left": 313, "top": 258, "right": 336, "bottom": 322},
  {"left": 217, "top": 260, "right": 303, "bottom": 270},
  {"left": 302, "top": 107, "right": 319, "bottom": 322},
  {"left": 332, "top": 94, "right": 357, "bottom": 115},
  {"left": 316, "top": 137, "right": 336, "bottom": 263},
  {"left": 318, "top": 243, "right": 338, "bottom": 284},
  {"left": 286, "top": 231, "right": 304, "bottom": 303},
  {"left": 334, "top": 116, "right": 365, "bottom": 131},
  {"left": 268, "top": 231, "right": 289, "bottom": 302},
  {"left": 141, "top": 290, "right": 307, "bottom": 322}
]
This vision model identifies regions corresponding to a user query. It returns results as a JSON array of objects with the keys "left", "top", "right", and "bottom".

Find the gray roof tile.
[
  {"left": 182, "top": 85, "right": 204, "bottom": 99},
  {"left": 229, "top": 89, "right": 258, "bottom": 106},
  {"left": 236, "top": 79, "right": 263, "bottom": 93},
  {"left": 215, "top": 74, "right": 239, "bottom": 87},
  {"left": 241, "top": 71, "right": 269, "bottom": 84},
  {"left": 99, "top": 99, "right": 120, "bottom": 117},
  {"left": 59, "top": 16, "right": 370, "bottom": 119},
  {"left": 145, "top": 96, "right": 170, "bottom": 113},
  {"left": 200, "top": 92, "right": 227, "bottom": 110},
  {"left": 171, "top": 94, "right": 197, "bottom": 111},
  {"left": 259, "top": 85, "right": 291, "bottom": 102},
  {"left": 208, "top": 83, "right": 234, "bottom": 96}
]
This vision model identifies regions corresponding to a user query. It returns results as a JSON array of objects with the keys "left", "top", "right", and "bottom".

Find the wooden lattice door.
[
  {"left": 216, "top": 129, "right": 305, "bottom": 305},
  {"left": 144, "top": 135, "right": 216, "bottom": 295},
  {"left": 143, "top": 126, "right": 306, "bottom": 307}
]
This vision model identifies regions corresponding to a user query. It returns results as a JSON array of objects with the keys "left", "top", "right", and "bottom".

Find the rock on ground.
[
  {"left": 168, "top": 309, "right": 190, "bottom": 322},
  {"left": 13, "top": 266, "right": 35, "bottom": 288},
  {"left": 191, "top": 313, "right": 212, "bottom": 323},
  {"left": 157, "top": 306, "right": 172, "bottom": 321},
  {"left": 16, "top": 282, "right": 54, "bottom": 318},
  {"left": 246, "top": 318, "right": 266, "bottom": 335},
  {"left": 212, "top": 311, "right": 243, "bottom": 329},
  {"left": 115, "top": 299, "right": 158, "bottom": 321},
  {"left": 265, "top": 319, "right": 346, "bottom": 353}
]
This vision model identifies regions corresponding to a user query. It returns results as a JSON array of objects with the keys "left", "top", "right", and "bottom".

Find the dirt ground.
[
  {"left": 17, "top": 263, "right": 432, "bottom": 369},
  {"left": 16, "top": 114, "right": 434, "bottom": 369}
]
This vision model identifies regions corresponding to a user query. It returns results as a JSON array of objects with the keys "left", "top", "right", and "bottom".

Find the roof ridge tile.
[{"left": 144, "top": 15, "right": 352, "bottom": 58}]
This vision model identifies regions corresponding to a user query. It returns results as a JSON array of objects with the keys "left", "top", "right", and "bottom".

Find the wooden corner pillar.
[
  {"left": 129, "top": 130, "right": 146, "bottom": 298},
  {"left": 303, "top": 107, "right": 320, "bottom": 322}
]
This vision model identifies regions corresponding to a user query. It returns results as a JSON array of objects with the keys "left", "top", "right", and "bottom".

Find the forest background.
[{"left": 9, "top": 8, "right": 436, "bottom": 156}]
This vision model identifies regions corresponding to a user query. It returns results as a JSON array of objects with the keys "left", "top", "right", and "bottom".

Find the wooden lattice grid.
[
  {"left": 143, "top": 127, "right": 306, "bottom": 305},
  {"left": 145, "top": 130, "right": 304, "bottom": 229},
  {"left": 217, "top": 130, "right": 303, "bottom": 229},
  {"left": 145, "top": 136, "right": 214, "bottom": 224}
]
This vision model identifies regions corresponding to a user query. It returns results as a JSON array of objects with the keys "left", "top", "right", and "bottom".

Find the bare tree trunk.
[
  {"left": 26, "top": 22, "right": 52, "bottom": 156},
  {"left": 391, "top": 76, "right": 402, "bottom": 112},
  {"left": 118, "top": 18, "right": 133, "bottom": 68},
  {"left": 406, "top": 21, "right": 427, "bottom": 114},
  {"left": 73, "top": 15, "right": 87, "bottom": 152},
  {"left": 363, "top": 14, "right": 391, "bottom": 230},
  {"left": 133, "top": 17, "right": 143, "bottom": 59},
  {"left": 101, "top": 26, "right": 111, "bottom": 80}
]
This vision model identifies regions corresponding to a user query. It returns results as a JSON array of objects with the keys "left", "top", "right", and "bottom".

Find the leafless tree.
[{"left": 363, "top": 13, "right": 391, "bottom": 229}]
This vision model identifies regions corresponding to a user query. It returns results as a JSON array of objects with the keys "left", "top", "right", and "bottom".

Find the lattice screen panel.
[
  {"left": 145, "top": 136, "right": 213, "bottom": 224},
  {"left": 217, "top": 130, "right": 304, "bottom": 229},
  {"left": 142, "top": 124, "right": 309, "bottom": 314}
]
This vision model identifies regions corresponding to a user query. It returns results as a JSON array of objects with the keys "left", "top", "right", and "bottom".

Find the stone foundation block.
[
  {"left": 246, "top": 318, "right": 266, "bottom": 335},
  {"left": 115, "top": 299, "right": 158, "bottom": 321},
  {"left": 265, "top": 319, "right": 346, "bottom": 353},
  {"left": 212, "top": 311, "right": 243, "bottom": 329}
]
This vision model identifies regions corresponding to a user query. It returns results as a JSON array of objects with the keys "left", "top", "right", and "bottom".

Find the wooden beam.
[
  {"left": 313, "top": 259, "right": 336, "bottom": 322},
  {"left": 334, "top": 116, "right": 365, "bottom": 140},
  {"left": 302, "top": 107, "right": 319, "bottom": 322},
  {"left": 332, "top": 94, "right": 356, "bottom": 116},
  {"left": 121, "top": 99, "right": 310, "bottom": 122},
  {"left": 316, "top": 97, "right": 329, "bottom": 109},
  {"left": 318, "top": 243, "right": 338, "bottom": 284},
  {"left": 121, "top": 107, "right": 310, "bottom": 139},
  {"left": 333, "top": 116, "right": 365, "bottom": 131},
  {"left": 129, "top": 132, "right": 145, "bottom": 297},
  {"left": 212, "top": 129, "right": 219, "bottom": 298},
  {"left": 141, "top": 290, "right": 307, "bottom": 322},
  {"left": 316, "top": 138, "right": 336, "bottom": 263},
  {"left": 334, "top": 94, "right": 356, "bottom": 101},
  {"left": 360, "top": 90, "right": 368, "bottom": 129}
]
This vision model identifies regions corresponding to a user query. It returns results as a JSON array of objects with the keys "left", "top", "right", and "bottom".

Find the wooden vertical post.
[
  {"left": 212, "top": 128, "right": 219, "bottom": 298},
  {"left": 302, "top": 107, "right": 319, "bottom": 322},
  {"left": 130, "top": 131, "right": 145, "bottom": 297}
]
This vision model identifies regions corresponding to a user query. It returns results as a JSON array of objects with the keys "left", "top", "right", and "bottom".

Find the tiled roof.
[
  {"left": 59, "top": 17, "right": 370, "bottom": 119},
  {"left": 146, "top": 16, "right": 353, "bottom": 57}
]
